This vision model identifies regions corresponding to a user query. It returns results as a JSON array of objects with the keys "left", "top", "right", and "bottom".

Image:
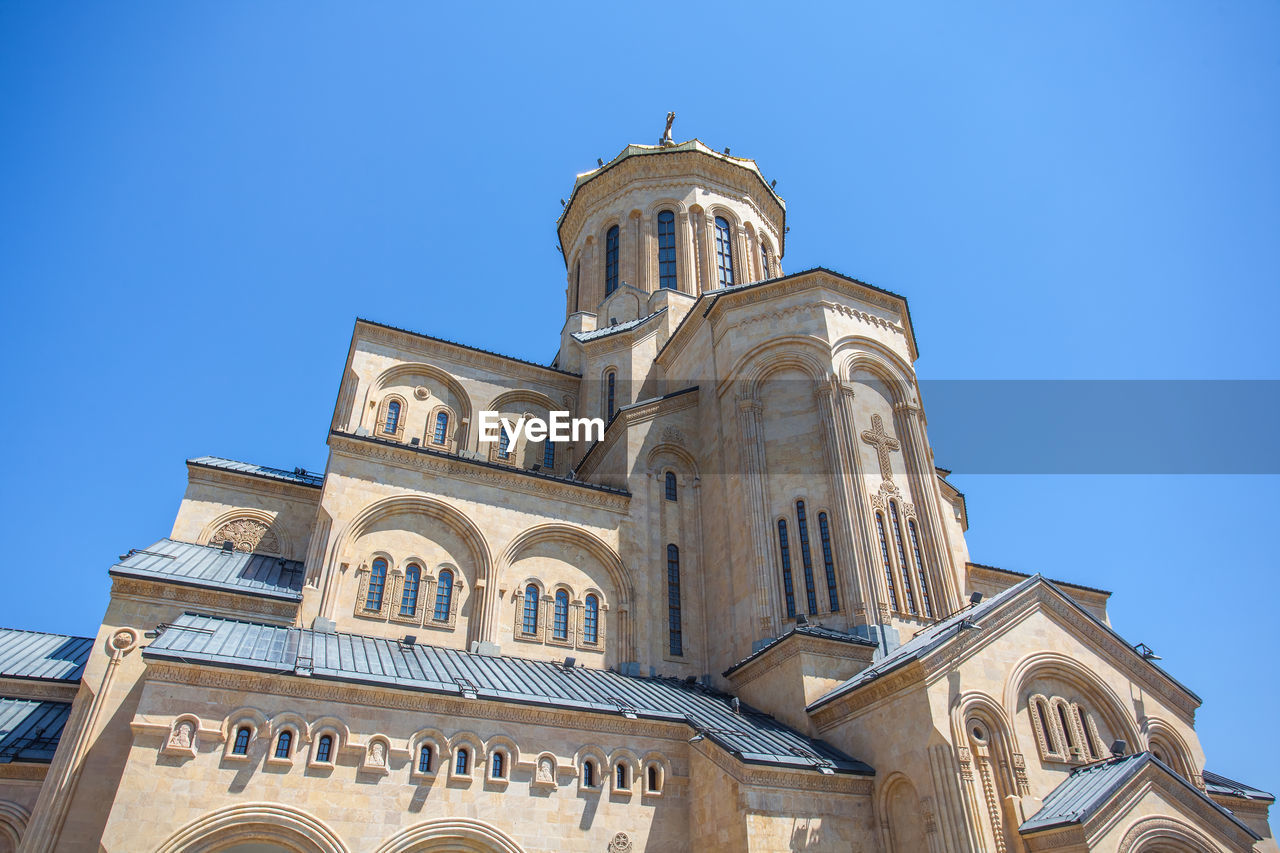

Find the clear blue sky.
[{"left": 1, "top": 3, "right": 1276, "bottom": 792}]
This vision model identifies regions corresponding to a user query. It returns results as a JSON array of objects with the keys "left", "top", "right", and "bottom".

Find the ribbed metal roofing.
[
  {"left": 110, "top": 539, "right": 305, "bottom": 601},
  {"left": 188, "top": 456, "right": 324, "bottom": 488},
  {"left": 0, "top": 697, "right": 72, "bottom": 763},
  {"left": 572, "top": 311, "right": 663, "bottom": 342},
  {"left": 143, "top": 613, "right": 871, "bottom": 777},
  {"left": 1204, "top": 769, "right": 1275, "bottom": 801},
  {"left": 0, "top": 628, "right": 92, "bottom": 682},
  {"left": 1020, "top": 753, "right": 1259, "bottom": 840}
]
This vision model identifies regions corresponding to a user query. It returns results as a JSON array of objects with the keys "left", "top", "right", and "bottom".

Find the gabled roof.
[
  {"left": 110, "top": 539, "right": 306, "bottom": 602},
  {"left": 0, "top": 697, "right": 72, "bottom": 763},
  {"left": 1204, "top": 769, "right": 1275, "bottom": 802},
  {"left": 723, "top": 624, "right": 876, "bottom": 677},
  {"left": 572, "top": 310, "right": 663, "bottom": 342},
  {"left": 808, "top": 575, "right": 1199, "bottom": 713},
  {"left": 0, "top": 628, "right": 92, "bottom": 682},
  {"left": 1020, "top": 752, "right": 1260, "bottom": 840},
  {"left": 143, "top": 613, "right": 872, "bottom": 778},
  {"left": 188, "top": 456, "right": 324, "bottom": 489}
]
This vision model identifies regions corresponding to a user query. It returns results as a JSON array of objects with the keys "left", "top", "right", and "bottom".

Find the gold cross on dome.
[{"left": 861, "top": 414, "right": 900, "bottom": 481}]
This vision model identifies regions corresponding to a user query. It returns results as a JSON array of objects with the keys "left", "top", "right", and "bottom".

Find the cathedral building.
[{"left": 0, "top": 128, "right": 1272, "bottom": 852}]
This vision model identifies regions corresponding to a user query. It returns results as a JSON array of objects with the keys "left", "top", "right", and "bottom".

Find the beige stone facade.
[{"left": 0, "top": 134, "right": 1272, "bottom": 853}]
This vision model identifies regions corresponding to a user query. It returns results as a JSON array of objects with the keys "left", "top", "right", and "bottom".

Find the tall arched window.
[
  {"left": 795, "top": 501, "right": 819, "bottom": 616},
  {"left": 433, "top": 411, "right": 450, "bottom": 445},
  {"left": 522, "top": 584, "right": 540, "bottom": 634},
  {"left": 664, "top": 471, "right": 677, "bottom": 501},
  {"left": 573, "top": 260, "right": 581, "bottom": 313},
  {"left": 553, "top": 589, "right": 570, "bottom": 641},
  {"left": 418, "top": 744, "right": 433, "bottom": 773},
  {"left": 714, "top": 216, "right": 734, "bottom": 286},
  {"left": 777, "top": 519, "right": 797, "bottom": 618},
  {"left": 232, "top": 726, "right": 251, "bottom": 755},
  {"left": 583, "top": 593, "right": 599, "bottom": 644},
  {"left": 657, "top": 210, "right": 677, "bottom": 289},
  {"left": 874, "top": 513, "right": 899, "bottom": 611},
  {"left": 606, "top": 372, "right": 616, "bottom": 421},
  {"left": 497, "top": 426, "right": 511, "bottom": 460},
  {"left": 542, "top": 440, "right": 555, "bottom": 471},
  {"left": 647, "top": 765, "right": 660, "bottom": 792},
  {"left": 583, "top": 760, "right": 595, "bottom": 787},
  {"left": 667, "top": 544, "right": 683, "bottom": 656},
  {"left": 491, "top": 751, "right": 505, "bottom": 778},
  {"left": 316, "top": 734, "right": 333, "bottom": 763},
  {"left": 817, "top": 512, "right": 840, "bottom": 612},
  {"left": 455, "top": 748, "right": 469, "bottom": 775},
  {"left": 616, "top": 763, "right": 628, "bottom": 789},
  {"left": 906, "top": 519, "right": 933, "bottom": 618},
  {"left": 1078, "top": 706, "right": 1100, "bottom": 759},
  {"left": 1057, "top": 703, "right": 1078, "bottom": 754},
  {"left": 760, "top": 243, "right": 770, "bottom": 279},
  {"left": 433, "top": 568, "right": 454, "bottom": 621},
  {"left": 274, "top": 730, "right": 292, "bottom": 759},
  {"left": 366, "top": 557, "right": 388, "bottom": 610},
  {"left": 400, "top": 564, "right": 421, "bottom": 617},
  {"left": 605, "top": 226, "right": 620, "bottom": 295},
  {"left": 889, "top": 502, "right": 918, "bottom": 615},
  {"left": 383, "top": 400, "right": 401, "bottom": 435}
]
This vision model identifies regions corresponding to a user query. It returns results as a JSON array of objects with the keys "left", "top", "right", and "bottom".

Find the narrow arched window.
[
  {"left": 1035, "top": 699, "right": 1057, "bottom": 754},
  {"left": 647, "top": 765, "right": 659, "bottom": 792},
  {"left": 817, "top": 512, "right": 839, "bottom": 612},
  {"left": 606, "top": 372, "right": 616, "bottom": 421},
  {"left": 667, "top": 544, "right": 683, "bottom": 656},
  {"left": 657, "top": 210, "right": 677, "bottom": 289},
  {"left": 433, "top": 411, "right": 449, "bottom": 445},
  {"left": 384, "top": 399, "right": 401, "bottom": 435},
  {"left": 400, "top": 564, "right": 421, "bottom": 617},
  {"left": 274, "top": 730, "right": 292, "bottom": 759},
  {"left": 714, "top": 216, "right": 734, "bottom": 286},
  {"left": 491, "top": 751, "right": 505, "bottom": 778},
  {"left": 795, "top": 501, "right": 818, "bottom": 616},
  {"left": 760, "top": 243, "right": 770, "bottom": 279},
  {"left": 366, "top": 557, "right": 388, "bottom": 610},
  {"left": 316, "top": 734, "right": 333, "bottom": 763},
  {"left": 433, "top": 568, "right": 454, "bottom": 621},
  {"left": 542, "top": 440, "right": 555, "bottom": 471},
  {"left": 777, "top": 519, "right": 796, "bottom": 618},
  {"left": 583, "top": 760, "right": 595, "bottom": 787},
  {"left": 906, "top": 520, "right": 933, "bottom": 618},
  {"left": 232, "top": 726, "right": 251, "bottom": 755},
  {"left": 522, "top": 584, "right": 540, "bottom": 634},
  {"left": 889, "top": 502, "right": 918, "bottom": 615},
  {"left": 584, "top": 594, "right": 599, "bottom": 644},
  {"left": 497, "top": 425, "right": 511, "bottom": 459},
  {"left": 573, "top": 259, "right": 581, "bottom": 313},
  {"left": 418, "top": 744, "right": 433, "bottom": 773},
  {"left": 605, "top": 225, "right": 620, "bottom": 295},
  {"left": 1057, "top": 703, "right": 1077, "bottom": 753},
  {"left": 455, "top": 748, "right": 469, "bottom": 775},
  {"left": 553, "top": 589, "right": 570, "bottom": 641},
  {"left": 665, "top": 472, "right": 677, "bottom": 501},
  {"left": 616, "top": 763, "right": 628, "bottom": 789},
  {"left": 874, "top": 513, "right": 899, "bottom": 611},
  {"left": 1078, "top": 707, "right": 1099, "bottom": 759}
]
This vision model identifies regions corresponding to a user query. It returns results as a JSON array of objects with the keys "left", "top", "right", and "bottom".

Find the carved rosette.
[
  {"left": 209, "top": 518, "right": 280, "bottom": 555},
  {"left": 607, "top": 833, "right": 633, "bottom": 853}
]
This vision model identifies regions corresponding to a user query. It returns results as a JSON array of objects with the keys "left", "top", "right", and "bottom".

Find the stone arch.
[
  {"left": 325, "top": 495, "right": 493, "bottom": 637},
  {"left": 0, "top": 800, "right": 29, "bottom": 851},
  {"left": 498, "top": 523, "right": 632, "bottom": 660},
  {"left": 487, "top": 390, "right": 557, "bottom": 416},
  {"left": 835, "top": 339, "right": 917, "bottom": 408},
  {"left": 201, "top": 509, "right": 292, "bottom": 559},
  {"left": 372, "top": 818, "right": 526, "bottom": 853},
  {"left": 155, "top": 803, "right": 348, "bottom": 853},
  {"left": 1004, "top": 651, "right": 1142, "bottom": 747},
  {"left": 726, "top": 336, "right": 830, "bottom": 401},
  {"left": 375, "top": 364, "right": 472, "bottom": 421},
  {"left": 1143, "top": 716, "right": 1198, "bottom": 782},
  {"left": 877, "top": 772, "right": 928, "bottom": 853},
  {"left": 645, "top": 443, "right": 699, "bottom": 478},
  {"left": 1117, "top": 816, "right": 1220, "bottom": 853}
]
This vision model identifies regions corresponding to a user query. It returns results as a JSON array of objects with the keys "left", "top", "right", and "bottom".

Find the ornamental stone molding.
[{"left": 208, "top": 518, "right": 280, "bottom": 555}]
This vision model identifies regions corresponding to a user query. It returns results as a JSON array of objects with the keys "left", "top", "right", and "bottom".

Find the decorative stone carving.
[
  {"left": 169, "top": 720, "right": 194, "bottom": 749},
  {"left": 209, "top": 518, "right": 280, "bottom": 555},
  {"left": 369, "top": 740, "right": 386, "bottom": 767},
  {"left": 413, "top": 385, "right": 429, "bottom": 400},
  {"left": 537, "top": 756, "right": 555, "bottom": 784},
  {"left": 860, "top": 413, "right": 900, "bottom": 482},
  {"left": 660, "top": 426, "right": 686, "bottom": 445},
  {"left": 608, "top": 832, "right": 633, "bottom": 853}
]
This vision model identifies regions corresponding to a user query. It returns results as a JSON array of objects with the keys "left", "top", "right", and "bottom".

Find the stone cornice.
[
  {"left": 0, "top": 677, "right": 77, "bottom": 703},
  {"left": 328, "top": 431, "right": 631, "bottom": 513},
  {"left": 723, "top": 632, "right": 875, "bottom": 686},
  {"left": 355, "top": 319, "right": 581, "bottom": 388},
  {"left": 110, "top": 576, "right": 299, "bottom": 622},
  {"left": 810, "top": 659, "right": 927, "bottom": 733},
  {"left": 0, "top": 764, "right": 48, "bottom": 781},
  {"left": 694, "top": 737, "right": 873, "bottom": 796}
]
